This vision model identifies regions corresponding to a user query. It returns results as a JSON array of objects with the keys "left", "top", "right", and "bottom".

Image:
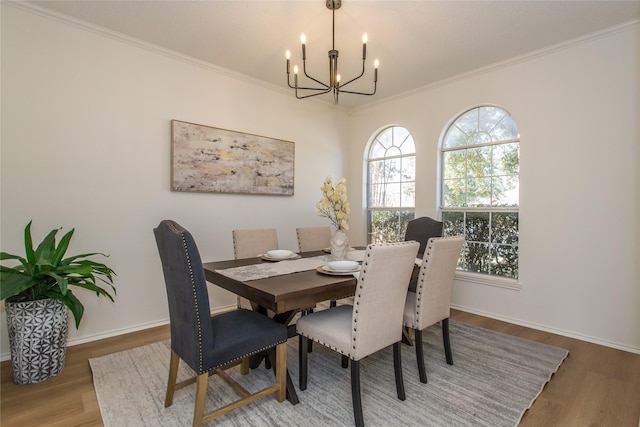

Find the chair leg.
[
  {"left": 442, "top": 318, "right": 453, "bottom": 365},
  {"left": 192, "top": 372, "right": 208, "bottom": 427},
  {"left": 341, "top": 354, "right": 349, "bottom": 368},
  {"left": 401, "top": 326, "right": 414, "bottom": 346},
  {"left": 275, "top": 343, "right": 287, "bottom": 402},
  {"left": 302, "top": 309, "right": 314, "bottom": 353},
  {"left": 165, "top": 350, "right": 180, "bottom": 407},
  {"left": 240, "top": 356, "right": 250, "bottom": 375},
  {"left": 393, "top": 342, "right": 406, "bottom": 401},
  {"left": 350, "top": 360, "right": 364, "bottom": 427},
  {"left": 414, "top": 329, "right": 428, "bottom": 383},
  {"left": 329, "top": 300, "right": 337, "bottom": 308},
  {"left": 299, "top": 335, "right": 308, "bottom": 390}
]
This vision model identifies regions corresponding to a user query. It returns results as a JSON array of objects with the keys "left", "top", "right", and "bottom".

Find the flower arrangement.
[{"left": 316, "top": 177, "right": 350, "bottom": 231}]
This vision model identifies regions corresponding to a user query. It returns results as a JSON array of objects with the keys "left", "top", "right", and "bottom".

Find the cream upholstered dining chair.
[
  {"left": 232, "top": 228, "right": 279, "bottom": 310},
  {"left": 403, "top": 235, "right": 464, "bottom": 383},
  {"left": 297, "top": 241, "right": 420, "bottom": 427},
  {"left": 232, "top": 228, "right": 279, "bottom": 259},
  {"left": 154, "top": 220, "right": 287, "bottom": 427},
  {"left": 296, "top": 226, "right": 331, "bottom": 252}
]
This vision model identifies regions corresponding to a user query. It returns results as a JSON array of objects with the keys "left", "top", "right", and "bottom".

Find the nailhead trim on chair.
[
  {"left": 179, "top": 229, "right": 288, "bottom": 374},
  {"left": 408, "top": 235, "right": 463, "bottom": 330},
  {"left": 298, "top": 331, "right": 353, "bottom": 358},
  {"left": 300, "top": 241, "right": 421, "bottom": 359},
  {"left": 207, "top": 338, "right": 288, "bottom": 372},
  {"left": 180, "top": 233, "right": 205, "bottom": 374}
]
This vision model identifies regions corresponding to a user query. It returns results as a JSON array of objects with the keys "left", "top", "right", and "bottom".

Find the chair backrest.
[
  {"left": 413, "top": 236, "right": 465, "bottom": 329},
  {"left": 351, "top": 241, "right": 419, "bottom": 361},
  {"left": 404, "top": 216, "right": 443, "bottom": 257},
  {"left": 232, "top": 228, "right": 279, "bottom": 259},
  {"left": 154, "top": 220, "right": 213, "bottom": 373},
  {"left": 296, "top": 226, "right": 331, "bottom": 252}
]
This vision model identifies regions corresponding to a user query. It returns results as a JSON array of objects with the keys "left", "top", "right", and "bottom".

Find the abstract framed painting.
[{"left": 171, "top": 120, "right": 294, "bottom": 195}]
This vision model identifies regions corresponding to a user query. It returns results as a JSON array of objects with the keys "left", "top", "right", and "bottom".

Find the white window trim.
[
  {"left": 455, "top": 270, "right": 522, "bottom": 290},
  {"left": 439, "top": 105, "right": 520, "bottom": 281}
]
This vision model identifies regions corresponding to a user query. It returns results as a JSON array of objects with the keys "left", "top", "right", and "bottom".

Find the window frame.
[
  {"left": 366, "top": 126, "right": 416, "bottom": 244},
  {"left": 439, "top": 106, "right": 522, "bottom": 290}
]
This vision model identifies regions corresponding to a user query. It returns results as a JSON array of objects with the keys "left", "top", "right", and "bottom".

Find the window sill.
[{"left": 454, "top": 271, "right": 522, "bottom": 290}]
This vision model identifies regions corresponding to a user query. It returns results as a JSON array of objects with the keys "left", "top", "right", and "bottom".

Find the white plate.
[
  {"left": 316, "top": 265, "right": 360, "bottom": 276},
  {"left": 267, "top": 249, "right": 294, "bottom": 259},
  {"left": 327, "top": 260, "right": 359, "bottom": 272},
  {"left": 260, "top": 253, "right": 300, "bottom": 262}
]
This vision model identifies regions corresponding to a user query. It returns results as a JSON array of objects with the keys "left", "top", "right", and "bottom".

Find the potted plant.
[{"left": 1, "top": 221, "right": 116, "bottom": 384}]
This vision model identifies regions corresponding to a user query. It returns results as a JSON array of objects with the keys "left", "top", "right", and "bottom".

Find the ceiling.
[{"left": 28, "top": 0, "right": 640, "bottom": 109}]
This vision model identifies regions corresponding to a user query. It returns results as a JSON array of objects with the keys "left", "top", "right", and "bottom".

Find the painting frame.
[{"left": 171, "top": 120, "right": 295, "bottom": 196}]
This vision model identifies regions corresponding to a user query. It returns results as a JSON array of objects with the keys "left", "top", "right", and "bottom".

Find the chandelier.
[{"left": 285, "top": 0, "right": 378, "bottom": 104}]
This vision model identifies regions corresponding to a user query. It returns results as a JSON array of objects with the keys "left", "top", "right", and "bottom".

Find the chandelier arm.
[
  {"left": 338, "top": 80, "right": 377, "bottom": 96},
  {"left": 296, "top": 87, "right": 333, "bottom": 99},
  {"left": 298, "top": 86, "right": 333, "bottom": 91},
  {"left": 336, "top": 59, "right": 366, "bottom": 89},
  {"left": 303, "top": 61, "right": 331, "bottom": 89},
  {"left": 289, "top": 71, "right": 328, "bottom": 91}
]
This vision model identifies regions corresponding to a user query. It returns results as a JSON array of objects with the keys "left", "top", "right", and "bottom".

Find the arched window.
[
  {"left": 367, "top": 126, "right": 416, "bottom": 244},
  {"left": 441, "top": 106, "right": 519, "bottom": 279}
]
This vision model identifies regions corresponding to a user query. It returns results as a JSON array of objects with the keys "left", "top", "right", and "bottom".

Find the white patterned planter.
[{"left": 5, "top": 298, "right": 69, "bottom": 384}]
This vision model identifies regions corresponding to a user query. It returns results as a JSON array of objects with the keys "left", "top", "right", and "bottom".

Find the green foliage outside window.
[
  {"left": 368, "top": 210, "right": 415, "bottom": 244},
  {"left": 442, "top": 106, "right": 520, "bottom": 279},
  {"left": 442, "top": 211, "right": 518, "bottom": 278},
  {"left": 367, "top": 126, "right": 416, "bottom": 245}
]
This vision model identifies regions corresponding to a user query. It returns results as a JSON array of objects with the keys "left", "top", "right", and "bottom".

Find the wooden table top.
[{"left": 203, "top": 251, "right": 358, "bottom": 314}]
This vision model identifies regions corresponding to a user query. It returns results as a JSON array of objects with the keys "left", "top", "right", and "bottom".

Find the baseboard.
[
  {"left": 5, "top": 303, "right": 636, "bottom": 362},
  {"left": 0, "top": 304, "right": 237, "bottom": 362},
  {"left": 452, "top": 304, "right": 640, "bottom": 355}
]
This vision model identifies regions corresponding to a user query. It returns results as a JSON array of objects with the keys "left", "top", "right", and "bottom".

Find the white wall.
[
  {"left": 2, "top": 4, "right": 638, "bottom": 359},
  {"left": 0, "top": 5, "right": 349, "bottom": 358},
  {"left": 346, "top": 23, "right": 640, "bottom": 352}
]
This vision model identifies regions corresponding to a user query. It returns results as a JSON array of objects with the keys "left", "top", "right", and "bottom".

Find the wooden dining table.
[
  {"left": 202, "top": 250, "right": 361, "bottom": 405},
  {"left": 203, "top": 250, "right": 358, "bottom": 321}
]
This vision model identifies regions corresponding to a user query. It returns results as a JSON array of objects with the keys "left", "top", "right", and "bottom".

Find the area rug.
[{"left": 89, "top": 320, "right": 568, "bottom": 427}]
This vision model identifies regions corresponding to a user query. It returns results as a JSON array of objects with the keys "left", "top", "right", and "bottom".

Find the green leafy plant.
[{"left": 0, "top": 221, "right": 116, "bottom": 328}]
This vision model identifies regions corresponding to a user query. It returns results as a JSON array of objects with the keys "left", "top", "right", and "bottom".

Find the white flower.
[{"left": 316, "top": 177, "right": 350, "bottom": 231}]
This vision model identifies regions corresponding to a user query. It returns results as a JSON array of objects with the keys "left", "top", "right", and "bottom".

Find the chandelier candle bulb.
[
  {"left": 286, "top": 50, "right": 290, "bottom": 73},
  {"left": 301, "top": 34, "right": 306, "bottom": 59},
  {"left": 362, "top": 33, "right": 367, "bottom": 59}
]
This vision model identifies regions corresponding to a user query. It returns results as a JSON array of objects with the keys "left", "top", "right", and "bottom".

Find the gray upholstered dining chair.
[
  {"left": 403, "top": 235, "right": 464, "bottom": 383},
  {"left": 404, "top": 216, "right": 443, "bottom": 292},
  {"left": 296, "top": 226, "right": 331, "bottom": 252},
  {"left": 297, "top": 241, "right": 420, "bottom": 427},
  {"left": 232, "top": 228, "right": 279, "bottom": 310},
  {"left": 154, "top": 220, "right": 287, "bottom": 426},
  {"left": 404, "top": 216, "right": 443, "bottom": 257}
]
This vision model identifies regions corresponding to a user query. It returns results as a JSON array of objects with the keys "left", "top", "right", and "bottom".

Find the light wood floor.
[{"left": 2, "top": 309, "right": 639, "bottom": 426}]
